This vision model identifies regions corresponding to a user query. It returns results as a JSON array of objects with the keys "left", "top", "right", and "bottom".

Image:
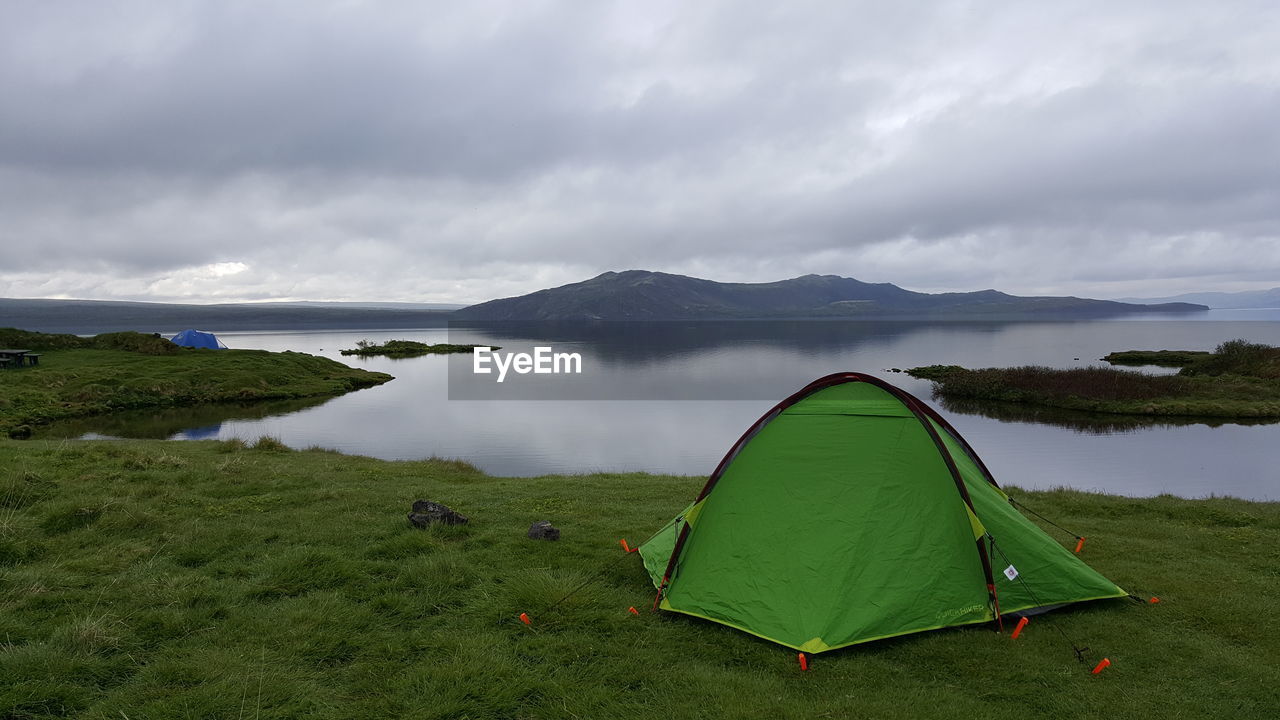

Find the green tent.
[{"left": 638, "top": 372, "right": 1127, "bottom": 654}]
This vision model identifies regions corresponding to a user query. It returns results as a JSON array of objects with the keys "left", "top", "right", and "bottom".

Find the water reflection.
[
  {"left": 29, "top": 318, "right": 1280, "bottom": 499},
  {"left": 444, "top": 320, "right": 1091, "bottom": 400},
  {"left": 446, "top": 320, "right": 1001, "bottom": 364},
  {"left": 40, "top": 396, "right": 332, "bottom": 440}
]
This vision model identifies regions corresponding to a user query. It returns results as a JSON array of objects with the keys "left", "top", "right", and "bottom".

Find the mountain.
[
  {"left": 0, "top": 298, "right": 453, "bottom": 334},
  {"left": 1, "top": 274, "right": 1211, "bottom": 332},
  {"left": 1114, "top": 288, "right": 1280, "bottom": 309},
  {"left": 253, "top": 301, "right": 465, "bottom": 311},
  {"left": 454, "top": 271, "right": 1207, "bottom": 320}
]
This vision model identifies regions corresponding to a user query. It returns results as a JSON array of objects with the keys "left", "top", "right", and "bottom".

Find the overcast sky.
[{"left": 2, "top": 1, "right": 1278, "bottom": 305}]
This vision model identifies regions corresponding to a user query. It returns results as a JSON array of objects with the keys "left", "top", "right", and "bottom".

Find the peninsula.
[
  {"left": 908, "top": 340, "right": 1280, "bottom": 418},
  {"left": 0, "top": 329, "right": 391, "bottom": 438}
]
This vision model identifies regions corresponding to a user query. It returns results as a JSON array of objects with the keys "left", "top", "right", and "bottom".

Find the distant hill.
[
  {"left": 454, "top": 270, "right": 1207, "bottom": 321},
  {"left": 2, "top": 274, "right": 1212, "bottom": 332},
  {"left": 0, "top": 298, "right": 453, "bottom": 334},
  {"left": 255, "top": 301, "right": 465, "bottom": 311},
  {"left": 1115, "top": 288, "right": 1280, "bottom": 309}
]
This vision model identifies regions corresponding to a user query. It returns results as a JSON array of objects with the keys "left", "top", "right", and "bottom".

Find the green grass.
[
  {"left": 0, "top": 342, "right": 391, "bottom": 437},
  {"left": 339, "top": 340, "right": 492, "bottom": 358},
  {"left": 909, "top": 340, "right": 1280, "bottom": 418},
  {"left": 1, "top": 439, "right": 1277, "bottom": 719}
]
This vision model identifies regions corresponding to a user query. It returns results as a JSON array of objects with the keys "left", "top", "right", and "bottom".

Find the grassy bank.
[
  {"left": 2, "top": 439, "right": 1277, "bottom": 719},
  {"left": 909, "top": 340, "right": 1280, "bottom": 418},
  {"left": 0, "top": 331, "right": 391, "bottom": 437},
  {"left": 924, "top": 394, "right": 1280, "bottom": 433},
  {"left": 339, "top": 340, "right": 490, "bottom": 358}
]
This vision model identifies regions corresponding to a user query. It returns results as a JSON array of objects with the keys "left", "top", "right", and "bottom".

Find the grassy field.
[
  {"left": 1, "top": 439, "right": 1277, "bottom": 719},
  {"left": 0, "top": 331, "right": 391, "bottom": 437},
  {"left": 909, "top": 340, "right": 1280, "bottom": 418}
]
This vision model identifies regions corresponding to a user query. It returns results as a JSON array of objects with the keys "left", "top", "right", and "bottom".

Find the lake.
[{"left": 44, "top": 312, "right": 1280, "bottom": 500}]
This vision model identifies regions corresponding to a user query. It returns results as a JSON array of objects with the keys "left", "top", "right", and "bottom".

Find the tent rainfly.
[
  {"left": 171, "top": 329, "right": 228, "bottom": 349},
  {"left": 638, "top": 372, "right": 1127, "bottom": 654}
]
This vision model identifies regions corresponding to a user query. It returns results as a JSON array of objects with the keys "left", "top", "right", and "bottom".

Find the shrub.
[
  {"left": 1181, "top": 339, "right": 1280, "bottom": 379},
  {"left": 250, "top": 436, "right": 292, "bottom": 452},
  {"left": 90, "top": 332, "right": 178, "bottom": 355},
  {"left": 0, "top": 328, "right": 88, "bottom": 350}
]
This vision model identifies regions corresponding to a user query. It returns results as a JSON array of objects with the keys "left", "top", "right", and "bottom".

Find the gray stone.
[
  {"left": 527, "top": 520, "right": 560, "bottom": 541},
  {"left": 408, "top": 500, "right": 469, "bottom": 528}
]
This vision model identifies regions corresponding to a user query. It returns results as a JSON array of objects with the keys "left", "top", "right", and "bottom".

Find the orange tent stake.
[
  {"left": 628, "top": 606, "right": 640, "bottom": 616},
  {"left": 1149, "top": 597, "right": 1161, "bottom": 604},
  {"left": 1011, "top": 617, "right": 1029, "bottom": 639},
  {"left": 1091, "top": 658, "right": 1111, "bottom": 674},
  {"left": 798, "top": 653, "right": 809, "bottom": 671},
  {"left": 519, "top": 612, "right": 531, "bottom": 625},
  {"left": 620, "top": 539, "right": 638, "bottom": 553},
  {"left": 1074, "top": 537, "right": 1086, "bottom": 553}
]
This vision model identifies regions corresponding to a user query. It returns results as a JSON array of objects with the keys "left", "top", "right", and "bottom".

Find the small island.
[
  {"left": 339, "top": 339, "right": 494, "bottom": 357},
  {"left": 908, "top": 339, "right": 1280, "bottom": 418},
  {"left": 0, "top": 328, "right": 392, "bottom": 438},
  {"left": 1100, "top": 349, "right": 1212, "bottom": 367}
]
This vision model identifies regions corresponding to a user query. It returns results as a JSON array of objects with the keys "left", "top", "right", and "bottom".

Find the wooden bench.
[{"left": 24, "top": 353, "right": 41, "bottom": 366}]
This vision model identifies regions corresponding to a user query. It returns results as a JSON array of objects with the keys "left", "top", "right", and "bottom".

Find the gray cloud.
[{"left": 2, "top": 0, "right": 1278, "bottom": 303}]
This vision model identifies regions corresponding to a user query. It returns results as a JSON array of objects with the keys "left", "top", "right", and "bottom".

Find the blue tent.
[
  {"left": 171, "top": 329, "right": 227, "bottom": 349},
  {"left": 178, "top": 423, "right": 223, "bottom": 440}
]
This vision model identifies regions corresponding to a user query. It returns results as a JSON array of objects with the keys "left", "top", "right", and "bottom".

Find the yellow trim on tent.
[
  {"left": 965, "top": 505, "right": 987, "bottom": 540},
  {"left": 659, "top": 588, "right": 1129, "bottom": 654},
  {"left": 659, "top": 603, "right": 996, "bottom": 653},
  {"left": 683, "top": 498, "right": 706, "bottom": 527}
]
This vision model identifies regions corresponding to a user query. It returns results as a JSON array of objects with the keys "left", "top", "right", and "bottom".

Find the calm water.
[{"left": 47, "top": 312, "right": 1280, "bottom": 500}]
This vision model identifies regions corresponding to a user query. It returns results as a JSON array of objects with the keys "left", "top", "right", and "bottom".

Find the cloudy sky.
[{"left": 3, "top": 1, "right": 1278, "bottom": 305}]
